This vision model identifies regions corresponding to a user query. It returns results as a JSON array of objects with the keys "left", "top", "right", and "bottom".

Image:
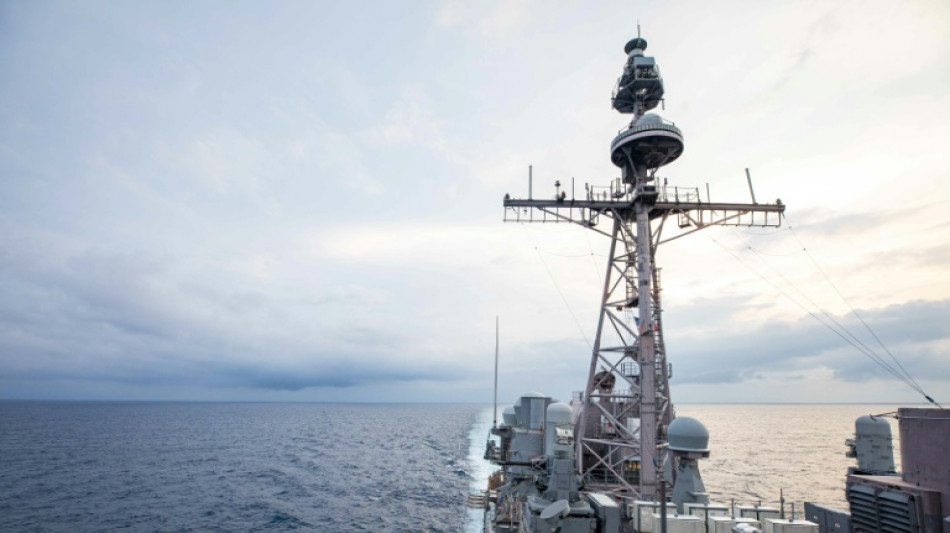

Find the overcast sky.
[{"left": 2, "top": 0, "right": 948, "bottom": 404}]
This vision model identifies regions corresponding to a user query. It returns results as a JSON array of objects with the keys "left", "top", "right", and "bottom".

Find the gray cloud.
[
  {"left": 222, "top": 361, "right": 459, "bottom": 392},
  {"left": 667, "top": 298, "right": 950, "bottom": 387},
  {"left": 2, "top": 1, "right": 950, "bottom": 403},
  {"left": 0, "top": 231, "right": 471, "bottom": 397},
  {"left": 786, "top": 207, "right": 920, "bottom": 239}
]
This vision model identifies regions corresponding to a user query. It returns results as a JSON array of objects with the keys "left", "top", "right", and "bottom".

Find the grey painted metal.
[
  {"left": 845, "top": 415, "right": 895, "bottom": 475},
  {"left": 588, "top": 493, "right": 621, "bottom": 532},
  {"left": 578, "top": 216, "right": 621, "bottom": 480},
  {"left": 625, "top": 37, "right": 648, "bottom": 54},
  {"left": 737, "top": 504, "right": 782, "bottom": 525},
  {"left": 804, "top": 502, "right": 851, "bottom": 533},
  {"left": 670, "top": 457, "right": 708, "bottom": 514},
  {"left": 745, "top": 168, "right": 758, "bottom": 204},
  {"left": 484, "top": 392, "right": 623, "bottom": 533},
  {"left": 610, "top": 116, "right": 684, "bottom": 173},
  {"left": 614, "top": 37, "right": 664, "bottom": 115},
  {"left": 668, "top": 417, "right": 710, "bottom": 453},
  {"left": 504, "top": 198, "right": 785, "bottom": 213},
  {"left": 896, "top": 407, "right": 950, "bottom": 530},
  {"left": 668, "top": 417, "right": 710, "bottom": 513},
  {"left": 501, "top": 34, "right": 786, "bottom": 504},
  {"left": 636, "top": 199, "right": 659, "bottom": 499},
  {"left": 539, "top": 499, "right": 570, "bottom": 520}
]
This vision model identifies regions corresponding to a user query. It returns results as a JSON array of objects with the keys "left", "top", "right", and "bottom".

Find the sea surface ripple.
[{"left": 0, "top": 402, "right": 480, "bottom": 532}]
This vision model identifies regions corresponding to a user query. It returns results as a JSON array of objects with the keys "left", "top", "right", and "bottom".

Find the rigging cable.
[
  {"left": 520, "top": 226, "right": 593, "bottom": 349},
  {"left": 708, "top": 233, "right": 899, "bottom": 383},
  {"left": 584, "top": 230, "right": 603, "bottom": 280},
  {"left": 782, "top": 214, "right": 940, "bottom": 408},
  {"left": 536, "top": 249, "right": 606, "bottom": 259},
  {"left": 727, "top": 227, "right": 934, "bottom": 402},
  {"left": 726, "top": 230, "right": 913, "bottom": 389},
  {"left": 718, "top": 226, "right": 941, "bottom": 408}
]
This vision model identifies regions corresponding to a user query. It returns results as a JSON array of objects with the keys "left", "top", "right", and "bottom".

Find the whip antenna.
[{"left": 493, "top": 315, "right": 499, "bottom": 428}]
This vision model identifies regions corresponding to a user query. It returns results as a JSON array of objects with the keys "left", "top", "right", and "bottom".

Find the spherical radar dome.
[
  {"left": 514, "top": 391, "right": 546, "bottom": 408},
  {"left": 546, "top": 402, "right": 573, "bottom": 425},
  {"left": 668, "top": 416, "right": 709, "bottom": 453},
  {"left": 635, "top": 113, "right": 665, "bottom": 127}
]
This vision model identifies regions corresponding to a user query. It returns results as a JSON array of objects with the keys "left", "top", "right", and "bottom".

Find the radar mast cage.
[{"left": 501, "top": 34, "right": 786, "bottom": 502}]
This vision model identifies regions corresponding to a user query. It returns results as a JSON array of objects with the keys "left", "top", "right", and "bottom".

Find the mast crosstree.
[{"left": 502, "top": 35, "right": 786, "bottom": 501}]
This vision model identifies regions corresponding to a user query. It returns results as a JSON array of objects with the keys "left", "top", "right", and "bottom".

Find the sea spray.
[{"left": 464, "top": 406, "right": 495, "bottom": 533}]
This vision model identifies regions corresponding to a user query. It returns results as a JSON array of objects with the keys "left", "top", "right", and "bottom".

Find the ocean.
[
  {"left": 0, "top": 402, "right": 479, "bottom": 532},
  {"left": 0, "top": 402, "right": 898, "bottom": 532},
  {"left": 674, "top": 404, "right": 900, "bottom": 511}
]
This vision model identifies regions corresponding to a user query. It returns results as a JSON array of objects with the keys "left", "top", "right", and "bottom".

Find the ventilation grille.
[{"left": 848, "top": 482, "right": 919, "bottom": 533}]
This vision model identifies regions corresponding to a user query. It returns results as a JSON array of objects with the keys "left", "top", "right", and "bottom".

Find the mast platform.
[{"left": 504, "top": 187, "right": 785, "bottom": 231}]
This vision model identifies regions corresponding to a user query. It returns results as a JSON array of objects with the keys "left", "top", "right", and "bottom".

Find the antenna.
[
  {"left": 528, "top": 165, "right": 533, "bottom": 200},
  {"left": 745, "top": 168, "right": 758, "bottom": 204},
  {"left": 493, "top": 315, "right": 499, "bottom": 428}
]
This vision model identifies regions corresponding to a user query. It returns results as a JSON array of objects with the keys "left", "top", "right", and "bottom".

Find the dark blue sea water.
[
  {"left": 1, "top": 401, "right": 901, "bottom": 532},
  {"left": 0, "top": 402, "right": 481, "bottom": 532}
]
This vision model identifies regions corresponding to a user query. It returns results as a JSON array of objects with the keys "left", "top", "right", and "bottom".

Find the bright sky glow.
[{"left": 2, "top": 0, "right": 948, "bottom": 403}]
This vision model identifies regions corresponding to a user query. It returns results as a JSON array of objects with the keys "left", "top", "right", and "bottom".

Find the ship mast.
[{"left": 502, "top": 34, "right": 785, "bottom": 500}]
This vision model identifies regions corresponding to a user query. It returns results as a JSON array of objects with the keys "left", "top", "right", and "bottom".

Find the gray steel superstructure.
[{"left": 478, "top": 32, "right": 949, "bottom": 533}]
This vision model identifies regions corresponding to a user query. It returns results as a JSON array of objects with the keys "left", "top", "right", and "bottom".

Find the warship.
[{"left": 473, "top": 33, "right": 949, "bottom": 533}]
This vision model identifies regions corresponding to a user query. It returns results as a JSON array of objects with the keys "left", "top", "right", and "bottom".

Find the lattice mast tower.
[{"left": 502, "top": 35, "right": 785, "bottom": 500}]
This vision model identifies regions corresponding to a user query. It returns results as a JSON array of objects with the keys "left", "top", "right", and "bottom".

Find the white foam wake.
[{"left": 464, "top": 406, "right": 495, "bottom": 533}]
